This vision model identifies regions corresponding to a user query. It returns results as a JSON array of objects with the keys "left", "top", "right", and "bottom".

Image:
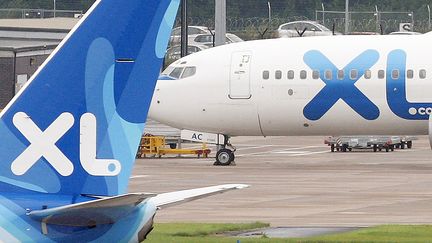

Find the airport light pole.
[
  {"left": 344, "top": 0, "right": 349, "bottom": 34},
  {"left": 180, "top": 0, "right": 188, "bottom": 57},
  {"left": 53, "top": 0, "right": 56, "bottom": 18},
  {"left": 215, "top": 0, "right": 226, "bottom": 46},
  {"left": 322, "top": 3, "right": 325, "bottom": 24}
]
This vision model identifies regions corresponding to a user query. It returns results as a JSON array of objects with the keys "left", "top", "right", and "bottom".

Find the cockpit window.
[
  {"left": 162, "top": 66, "right": 197, "bottom": 80},
  {"left": 181, "top": 67, "right": 196, "bottom": 78},
  {"left": 162, "top": 66, "right": 175, "bottom": 75},
  {"left": 169, "top": 67, "right": 184, "bottom": 79}
]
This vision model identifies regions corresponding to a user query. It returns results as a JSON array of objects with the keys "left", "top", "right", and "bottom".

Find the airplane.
[
  {"left": 149, "top": 32, "right": 432, "bottom": 165},
  {"left": 0, "top": 0, "right": 248, "bottom": 242}
]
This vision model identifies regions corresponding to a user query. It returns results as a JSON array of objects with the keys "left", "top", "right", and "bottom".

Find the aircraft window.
[
  {"left": 364, "top": 70, "right": 372, "bottom": 79},
  {"left": 420, "top": 69, "right": 427, "bottom": 79},
  {"left": 162, "top": 66, "right": 175, "bottom": 75},
  {"left": 407, "top": 69, "right": 414, "bottom": 79},
  {"left": 312, "top": 70, "right": 320, "bottom": 79},
  {"left": 350, "top": 69, "right": 358, "bottom": 80},
  {"left": 263, "top": 71, "right": 269, "bottom": 80},
  {"left": 391, "top": 69, "right": 399, "bottom": 80},
  {"left": 181, "top": 67, "right": 196, "bottom": 79},
  {"left": 287, "top": 70, "right": 294, "bottom": 79},
  {"left": 337, "top": 70, "right": 344, "bottom": 80},
  {"left": 275, "top": 70, "right": 282, "bottom": 79},
  {"left": 325, "top": 70, "right": 332, "bottom": 80},
  {"left": 378, "top": 70, "right": 385, "bottom": 79},
  {"left": 300, "top": 70, "right": 307, "bottom": 79},
  {"left": 169, "top": 67, "right": 184, "bottom": 79}
]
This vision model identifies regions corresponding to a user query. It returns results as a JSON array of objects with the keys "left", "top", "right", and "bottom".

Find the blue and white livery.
[
  {"left": 151, "top": 33, "right": 432, "bottom": 136},
  {"left": 0, "top": 0, "right": 247, "bottom": 241},
  {"left": 150, "top": 33, "right": 432, "bottom": 163}
]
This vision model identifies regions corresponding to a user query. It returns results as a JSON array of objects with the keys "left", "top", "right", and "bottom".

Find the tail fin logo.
[{"left": 11, "top": 112, "right": 121, "bottom": 177}]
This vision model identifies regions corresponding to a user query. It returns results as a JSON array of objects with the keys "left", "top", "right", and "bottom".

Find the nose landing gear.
[{"left": 214, "top": 137, "right": 236, "bottom": 166}]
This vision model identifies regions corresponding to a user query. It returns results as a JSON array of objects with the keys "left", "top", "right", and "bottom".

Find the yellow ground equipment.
[{"left": 136, "top": 135, "right": 211, "bottom": 158}]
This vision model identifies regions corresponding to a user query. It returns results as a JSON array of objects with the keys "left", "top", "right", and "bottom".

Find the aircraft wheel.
[
  {"left": 407, "top": 141, "right": 412, "bottom": 149},
  {"left": 216, "top": 149, "right": 234, "bottom": 166},
  {"left": 341, "top": 145, "right": 348, "bottom": 152}
]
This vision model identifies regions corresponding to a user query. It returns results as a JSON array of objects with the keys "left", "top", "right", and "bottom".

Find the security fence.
[
  {"left": 0, "top": 8, "right": 83, "bottom": 19},
  {"left": 175, "top": 13, "right": 432, "bottom": 40},
  {"left": 315, "top": 10, "right": 421, "bottom": 34}
]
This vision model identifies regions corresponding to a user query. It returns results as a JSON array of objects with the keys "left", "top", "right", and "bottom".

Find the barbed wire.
[
  {"left": 176, "top": 16, "right": 432, "bottom": 40},
  {"left": 1, "top": 0, "right": 431, "bottom": 39}
]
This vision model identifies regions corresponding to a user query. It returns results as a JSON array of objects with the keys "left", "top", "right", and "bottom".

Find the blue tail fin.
[{"left": 0, "top": 0, "right": 180, "bottom": 196}]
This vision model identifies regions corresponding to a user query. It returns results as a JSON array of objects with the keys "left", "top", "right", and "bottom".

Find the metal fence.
[
  {"left": 175, "top": 13, "right": 432, "bottom": 40},
  {"left": 315, "top": 10, "right": 420, "bottom": 34},
  {"left": 0, "top": 8, "right": 83, "bottom": 19}
]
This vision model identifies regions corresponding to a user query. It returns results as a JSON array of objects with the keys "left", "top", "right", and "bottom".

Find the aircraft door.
[{"left": 229, "top": 51, "right": 252, "bottom": 99}]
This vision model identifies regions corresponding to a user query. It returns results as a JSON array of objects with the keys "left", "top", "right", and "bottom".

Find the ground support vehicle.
[{"left": 325, "top": 136, "right": 416, "bottom": 153}]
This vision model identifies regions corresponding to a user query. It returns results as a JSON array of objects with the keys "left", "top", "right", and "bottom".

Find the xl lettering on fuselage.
[{"left": 303, "top": 49, "right": 432, "bottom": 121}]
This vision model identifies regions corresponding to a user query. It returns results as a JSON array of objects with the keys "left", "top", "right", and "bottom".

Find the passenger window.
[
  {"left": 350, "top": 69, "right": 358, "bottom": 80},
  {"left": 378, "top": 70, "right": 385, "bottom": 79},
  {"left": 337, "top": 70, "right": 344, "bottom": 80},
  {"left": 407, "top": 69, "right": 414, "bottom": 79},
  {"left": 287, "top": 70, "right": 294, "bottom": 80},
  {"left": 300, "top": 70, "right": 307, "bottom": 79},
  {"left": 325, "top": 70, "right": 332, "bottom": 80},
  {"left": 181, "top": 67, "right": 196, "bottom": 79},
  {"left": 275, "top": 70, "right": 282, "bottom": 80},
  {"left": 420, "top": 69, "right": 427, "bottom": 79},
  {"left": 391, "top": 69, "right": 399, "bottom": 80},
  {"left": 263, "top": 71, "right": 269, "bottom": 80},
  {"left": 169, "top": 67, "right": 184, "bottom": 79},
  {"left": 312, "top": 70, "right": 320, "bottom": 79},
  {"left": 364, "top": 70, "right": 372, "bottom": 79}
]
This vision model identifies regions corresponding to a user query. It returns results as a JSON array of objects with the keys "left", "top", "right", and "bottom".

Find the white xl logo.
[{"left": 11, "top": 112, "right": 121, "bottom": 177}]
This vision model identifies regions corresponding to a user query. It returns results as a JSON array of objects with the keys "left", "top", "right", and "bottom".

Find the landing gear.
[
  {"left": 215, "top": 149, "right": 235, "bottom": 166},
  {"left": 214, "top": 136, "right": 236, "bottom": 166}
]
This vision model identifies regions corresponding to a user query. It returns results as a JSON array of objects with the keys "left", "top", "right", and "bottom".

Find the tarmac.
[{"left": 129, "top": 135, "right": 432, "bottom": 228}]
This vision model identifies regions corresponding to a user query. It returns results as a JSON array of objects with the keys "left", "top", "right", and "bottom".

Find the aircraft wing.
[
  {"left": 28, "top": 193, "right": 156, "bottom": 227},
  {"left": 149, "top": 184, "right": 249, "bottom": 209}
]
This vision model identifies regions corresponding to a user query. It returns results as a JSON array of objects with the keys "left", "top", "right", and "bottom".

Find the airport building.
[{"left": 0, "top": 18, "right": 77, "bottom": 108}]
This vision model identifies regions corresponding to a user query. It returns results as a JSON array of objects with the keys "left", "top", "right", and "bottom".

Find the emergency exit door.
[{"left": 229, "top": 51, "right": 252, "bottom": 99}]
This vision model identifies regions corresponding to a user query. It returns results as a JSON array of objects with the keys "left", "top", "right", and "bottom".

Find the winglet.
[{"left": 149, "top": 184, "right": 249, "bottom": 209}]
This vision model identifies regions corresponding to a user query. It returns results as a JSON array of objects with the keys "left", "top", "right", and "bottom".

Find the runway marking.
[
  {"left": 237, "top": 146, "right": 327, "bottom": 157},
  {"left": 274, "top": 151, "right": 311, "bottom": 154},
  {"left": 235, "top": 144, "right": 325, "bottom": 147},
  {"left": 339, "top": 211, "right": 367, "bottom": 215},
  {"left": 236, "top": 145, "right": 274, "bottom": 151},
  {"left": 130, "top": 175, "right": 149, "bottom": 179},
  {"left": 289, "top": 151, "right": 330, "bottom": 157}
]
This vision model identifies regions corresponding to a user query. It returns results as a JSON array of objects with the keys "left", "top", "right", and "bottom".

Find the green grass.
[{"left": 145, "top": 223, "right": 432, "bottom": 243}]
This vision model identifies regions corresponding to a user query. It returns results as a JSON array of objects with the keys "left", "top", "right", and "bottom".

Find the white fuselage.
[{"left": 150, "top": 33, "right": 432, "bottom": 136}]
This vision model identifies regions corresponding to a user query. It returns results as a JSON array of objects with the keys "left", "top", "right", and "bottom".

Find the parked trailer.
[{"left": 324, "top": 136, "right": 417, "bottom": 153}]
